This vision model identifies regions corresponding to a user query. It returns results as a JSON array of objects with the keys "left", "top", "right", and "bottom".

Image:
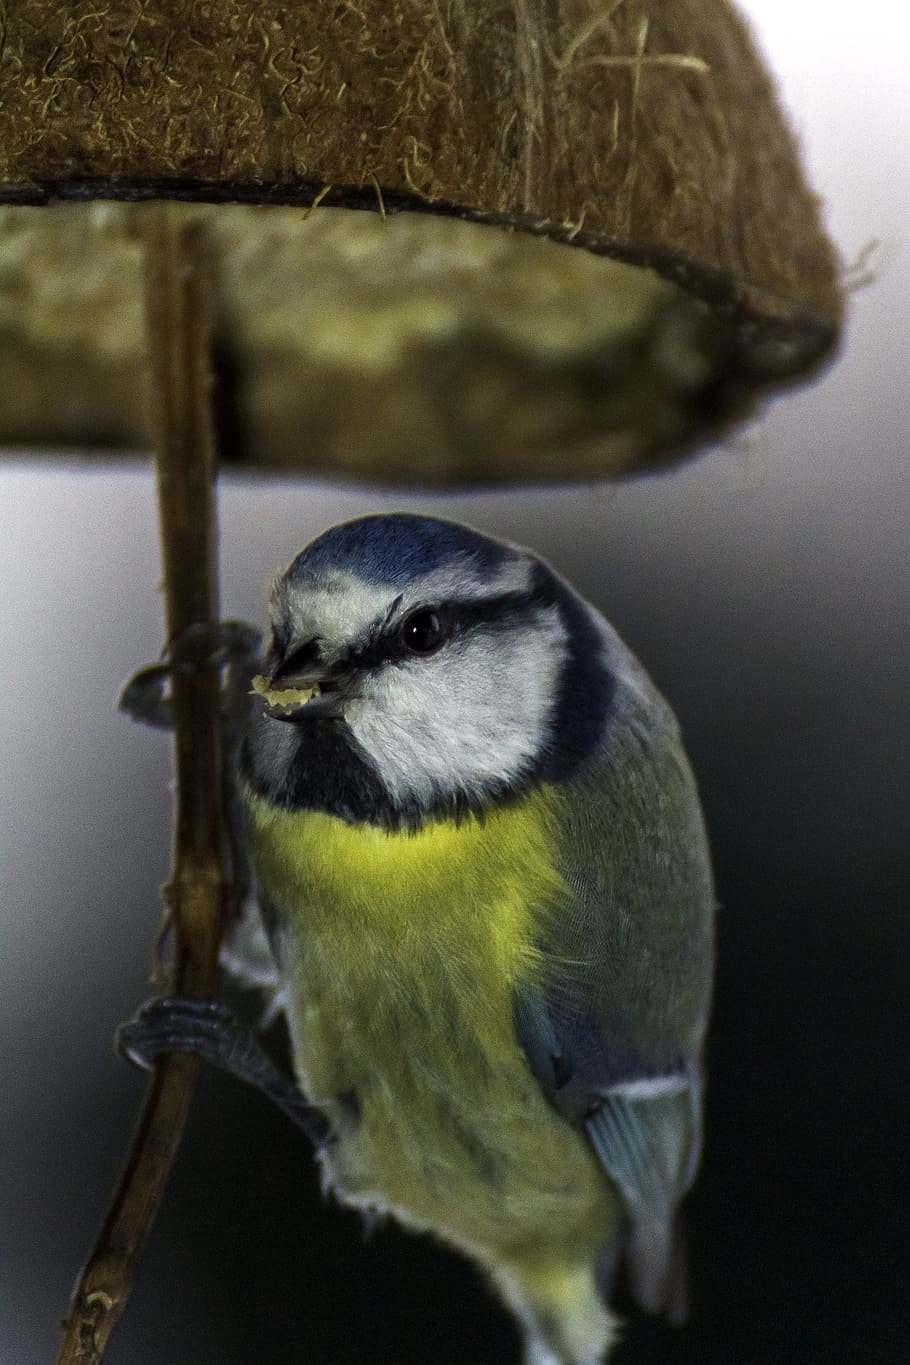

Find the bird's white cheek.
[{"left": 344, "top": 623, "right": 565, "bottom": 806}]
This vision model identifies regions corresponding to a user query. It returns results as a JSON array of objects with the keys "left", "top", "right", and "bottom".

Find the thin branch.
[{"left": 57, "top": 205, "right": 230, "bottom": 1364}]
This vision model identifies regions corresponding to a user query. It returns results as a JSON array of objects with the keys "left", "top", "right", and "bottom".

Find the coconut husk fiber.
[{"left": 0, "top": 0, "right": 842, "bottom": 484}]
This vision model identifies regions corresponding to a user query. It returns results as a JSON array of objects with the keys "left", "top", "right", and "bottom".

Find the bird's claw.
[
  {"left": 117, "top": 996, "right": 329, "bottom": 1146},
  {"left": 117, "top": 995, "right": 238, "bottom": 1070},
  {"left": 119, "top": 620, "right": 262, "bottom": 728}
]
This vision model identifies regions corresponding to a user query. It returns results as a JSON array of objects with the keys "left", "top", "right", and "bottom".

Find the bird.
[{"left": 124, "top": 511, "right": 714, "bottom": 1365}]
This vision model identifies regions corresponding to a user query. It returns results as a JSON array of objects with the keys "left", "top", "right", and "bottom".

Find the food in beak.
[{"left": 250, "top": 673, "right": 321, "bottom": 716}]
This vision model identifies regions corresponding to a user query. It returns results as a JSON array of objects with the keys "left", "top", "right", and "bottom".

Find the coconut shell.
[{"left": 0, "top": 0, "right": 842, "bottom": 483}]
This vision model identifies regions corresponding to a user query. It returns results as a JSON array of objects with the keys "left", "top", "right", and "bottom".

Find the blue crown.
[{"left": 288, "top": 513, "right": 513, "bottom": 588}]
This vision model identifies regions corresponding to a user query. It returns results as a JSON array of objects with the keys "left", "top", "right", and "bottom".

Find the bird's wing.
[
  {"left": 514, "top": 714, "right": 714, "bottom": 1318},
  {"left": 585, "top": 1078, "right": 700, "bottom": 1321}
]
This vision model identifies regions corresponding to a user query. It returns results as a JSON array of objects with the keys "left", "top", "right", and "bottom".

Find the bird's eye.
[{"left": 399, "top": 609, "right": 447, "bottom": 655}]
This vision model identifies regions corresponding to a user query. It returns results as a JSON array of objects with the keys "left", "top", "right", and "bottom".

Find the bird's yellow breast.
[
  {"left": 244, "top": 783, "right": 569, "bottom": 996},
  {"left": 242, "top": 783, "right": 611, "bottom": 1256}
]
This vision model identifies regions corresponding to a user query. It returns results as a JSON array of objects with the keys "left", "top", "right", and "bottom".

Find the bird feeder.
[{"left": 0, "top": 0, "right": 841, "bottom": 483}]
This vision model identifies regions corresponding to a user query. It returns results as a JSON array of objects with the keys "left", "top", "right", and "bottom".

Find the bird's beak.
[{"left": 250, "top": 671, "right": 344, "bottom": 723}]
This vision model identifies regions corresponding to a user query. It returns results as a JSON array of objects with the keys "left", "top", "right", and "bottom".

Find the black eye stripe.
[
  {"left": 273, "top": 636, "right": 322, "bottom": 679},
  {"left": 345, "top": 587, "right": 549, "bottom": 672},
  {"left": 381, "top": 593, "right": 405, "bottom": 631}
]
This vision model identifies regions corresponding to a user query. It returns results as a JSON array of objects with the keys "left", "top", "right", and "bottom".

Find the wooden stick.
[{"left": 57, "top": 205, "right": 230, "bottom": 1364}]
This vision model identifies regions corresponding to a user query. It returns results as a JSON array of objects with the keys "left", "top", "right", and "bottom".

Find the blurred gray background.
[{"left": 2, "top": 2, "right": 908, "bottom": 1362}]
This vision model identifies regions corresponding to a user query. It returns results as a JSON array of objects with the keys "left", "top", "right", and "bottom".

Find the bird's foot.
[
  {"left": 117, "top": 995, "right": 328, "bottom": 1146},
  {"left": 119, "top": 620, "right": 261, "bottom": 729}
]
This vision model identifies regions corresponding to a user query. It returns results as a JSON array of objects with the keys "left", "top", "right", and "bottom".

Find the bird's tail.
[
  {"left": 626, "top": 1210, "right": 690, "bottom": 1326},
  {"left": 492, "top": 1255, "right": 622, "bottom": 1365}
]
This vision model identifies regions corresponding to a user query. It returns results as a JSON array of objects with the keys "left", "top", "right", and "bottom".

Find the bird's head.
[{"left": 244, "top": 513, "right": 612, "bottom": 827}]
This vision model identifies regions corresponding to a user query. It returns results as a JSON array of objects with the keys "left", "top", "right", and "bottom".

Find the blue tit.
[{"left": 232, "top": 512, "right": 715, "bottom": 1365}]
